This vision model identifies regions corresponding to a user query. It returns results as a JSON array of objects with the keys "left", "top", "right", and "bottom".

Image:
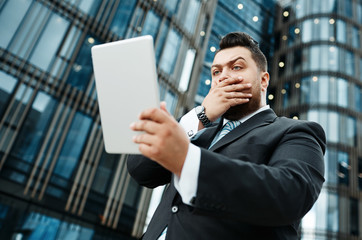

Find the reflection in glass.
[
  {"left": 0, "top": 0, "right": 31, "bottom": 48},
  {"left": 0, "top": 71, "right": 18, "bottom": 116},
  {"left": 66, "top": 36, "right": 99, "bottom": 91},
  {"left": 29, "top": 13, "right": 69, "bottom": 71},
  {"left": 142, "top": 10, "right": 161, "bottom": 39},
  {"left": 301, "top": 190, "right": 338, "bottom": 238},
  {"left": 183, "top": 0, "right": 200, "bottom": 33},
  {"left": 11, "top": 92, "right": 57, "bottom": 163},
  {"left": 110, "top": 1, "right": 137, "bottom": 37},
  {"left": 164, "top": 90, "right": 178, "bottom": 114},
  {"left": 53, "top": 112, "right": 92, "bottom": 179},
  {"left": 159, "top": 29, "right": 181, "bottom": 75},
  {"left": 179, "top": 49, "right": 196, "bottom": 92}
]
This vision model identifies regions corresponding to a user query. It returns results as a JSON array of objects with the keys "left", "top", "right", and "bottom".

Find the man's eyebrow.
[{"left": 211, "top": 56, "right": 246, "bottom": 68}]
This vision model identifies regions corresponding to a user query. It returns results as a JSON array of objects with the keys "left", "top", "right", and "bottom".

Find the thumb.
[{"left": 160, "top": 101, "right": 170, "bottom": 115}]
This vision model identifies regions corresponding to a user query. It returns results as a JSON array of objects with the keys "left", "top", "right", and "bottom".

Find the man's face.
[{"left": 211, "top": 46, "right": 268, "bottom": 120}]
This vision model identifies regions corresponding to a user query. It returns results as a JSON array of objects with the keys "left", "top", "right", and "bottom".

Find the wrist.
[{"left": 195, "top": 105, "right": 212, "bottom": 127}]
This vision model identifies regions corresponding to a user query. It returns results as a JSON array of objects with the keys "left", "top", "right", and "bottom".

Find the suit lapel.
[
  {"left": 191, "top": 120, "right": 223, "bottom": 149},
  {"left": 209, "top": 109, "right": 277, "bottom": 151}
]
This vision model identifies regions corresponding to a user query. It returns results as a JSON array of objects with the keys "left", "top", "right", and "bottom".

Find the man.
[{"left": 128, "top": 32, "right": 325, "bottom": 239}]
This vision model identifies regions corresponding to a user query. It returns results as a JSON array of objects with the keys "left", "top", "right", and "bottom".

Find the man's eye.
[
  {"left": 233, "top": 66, "right": 242, "bottom": 70},
  {"left": 213, "top": 70, "right": 220, "bottom": 76}
]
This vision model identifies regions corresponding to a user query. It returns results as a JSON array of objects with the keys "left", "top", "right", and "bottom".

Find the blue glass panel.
[
  {"left": 164, "top": 0, "right": 180, "bottom": 14},
  {"left": 164, "top": 90, "right": 178, "bottom": 114},
  {"left": 155, "top": 21, "right": 169, "bottom": 61},
  {"left": 10, "top": 1, "right": 49, "bottom": 59},
  {"left": 183, "top": 0, "right": 200, "bottom": 33},
  {"left": 196, "top": 65, "right": 212, "bottom": 98},
  {"left": 29, "top": 13, "right": 69, "bottom": 71},
  {"left": 64, "top": 0, "right": 100, "bottom": 16},
  {"left": 53, "top": 112, "right": 92, "bottom": 179},
  {"left": 110, "top": 0, "right": 137, "bottom": 37},
  {"left": 0, "top": 71, "right": 17, "bottom": 116},
  {"left": 66, "top": 36, "right": 99, "bottom": 91},
  {"left": 337, "top": 151, "right": 349, "bottom": 185},
  {"left": 159, "top": 29, "right": 181, "bottom": 75},
  {"left": 11, "top": 91, "right": 57, "bottom": 163},
  {"left": 0, "top": 0, "right": 31, "bottom": 48},
  {"left": 21, "top": 212, "right": 61, "bottom": 240},
  {"left": 142, "top": 10, "right": 161, "bottom": 39},
  {"left": 91, "top": 148, "right": 118, "bottom": 194}
]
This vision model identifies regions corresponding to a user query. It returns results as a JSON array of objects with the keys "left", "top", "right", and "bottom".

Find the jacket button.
[{"left": 171, "top": 206, "right": 178, "bottom": 213}]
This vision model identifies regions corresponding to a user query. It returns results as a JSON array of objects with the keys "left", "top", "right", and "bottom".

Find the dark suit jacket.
[{"left": 127, "top": 109, "right": 326, "bottom": 240}]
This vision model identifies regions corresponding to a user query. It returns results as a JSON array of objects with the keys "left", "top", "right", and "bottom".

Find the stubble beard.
[{"left": 222, "top": 86, "right": 262, "bottom": 121}]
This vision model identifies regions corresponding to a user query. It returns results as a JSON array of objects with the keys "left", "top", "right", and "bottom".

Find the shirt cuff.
[
  {"left": 173, "top": 143, "right": 200, "bottom": 205},
  {"left": 179, "top": 108, "right": 199, "bottom": 138}
]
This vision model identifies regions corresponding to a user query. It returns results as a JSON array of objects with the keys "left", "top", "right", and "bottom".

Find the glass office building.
[
  {"left": 271, "top": 0, "right": 362, "bottom": 239},
  {"left": 194, "top": 0, "right": 276, "bottom": 105},
  {"left": 0, "top": 0, "right": 215, "bottom": 239}
]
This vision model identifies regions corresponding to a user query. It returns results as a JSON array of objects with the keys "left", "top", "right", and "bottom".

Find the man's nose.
[{"left": 218, "top": 69, "right": 230, "bottom": 82}]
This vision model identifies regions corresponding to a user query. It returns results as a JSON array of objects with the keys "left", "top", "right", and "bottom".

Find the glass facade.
[
  {"left": 272, "top": 0, "right": 362, "bottom": 239},
  {"left": 0, "top": 0, "right": 215, "bottom": 239}
]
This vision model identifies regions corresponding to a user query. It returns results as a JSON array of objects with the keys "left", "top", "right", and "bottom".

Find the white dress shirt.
[{"left": 173, "top": 105, "right": 270, "bottom": 205}]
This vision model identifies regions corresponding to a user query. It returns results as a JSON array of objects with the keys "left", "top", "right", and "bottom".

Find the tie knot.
[
  {"left": 223, "top": 121, "right": 240, "bottom": 132},
  {"left": 209, "top": 120, "right": 241, "bottom": 149}
]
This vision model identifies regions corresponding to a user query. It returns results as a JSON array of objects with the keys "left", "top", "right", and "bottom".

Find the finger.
[
  {"left": 229, "top": 98, "right": 250, "bottom": 106},
  {"left": 218, "top": 76, "right": 243, "bottom": 87},
  {"left": 132, "top": 133, "right": 156, "bottom": 145},
  {"left": 160, "top": 101, "right": 171, "bottom": 116},
  {"left": 139, "top": 107, "right": 169, "bottom": 123},
  {"left": 137, "top": 143, "right": 161, "bottom": 161},
  {"left": 130, "top": 120, "right": 160, "bottom": 134},
  {"left": 223, "top": 83, "right": 252, "bottom": 93},
  {"left": 224, "top": 91, "right": 252, "bottom": 99}
]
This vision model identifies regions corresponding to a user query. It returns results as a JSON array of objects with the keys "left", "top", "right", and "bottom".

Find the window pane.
[
  {"left": 29, "top": 13, "right": 69, "bottom": 70},
  {"left": 183, "top": 0, "right": 200, "bottom": 33},
  {"left": 337, "top": 78, "right": 348, "bottom": 107},
  {"left": 0, "top": 0, "right": 31, "bottom": 48},
  {"left": 337, "top": 151, "right": 349, "bottom": 185},
  {"left": 159, "top": 29, "right": 181, "bottom": 75},
  {"left": 178, "top": 49, "right": 196, "bottom": 92},
  {"left": 91, "top": 149, "right": 118, "bottom": 194},
  {"left": 110, "top": 0, "right": 137, "bottom": 37},
  {"left": 53, "top": 112, "right": 92, "bottom": 179},
  {"left": 66, "top": 36, "right": 99, "bottom": 91},
  {"left": 11, "top": 92, "right": 57, "bottom": 163},
  {"left": 0, "top": 71, "right": 17, "bottom": 116},
  {"left": 336, "top": 20, "right": 346, "bottom": 43},
  {"left": 328, "top": 111, "right": 338, "bottom": 143},
  {"left": 142, "top": 10, "right": 161, "bottom": 39}
]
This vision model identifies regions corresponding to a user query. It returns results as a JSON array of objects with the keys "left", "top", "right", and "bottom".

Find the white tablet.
[{"left": 91, "top": 35, "right": 160, "bottom": 154}]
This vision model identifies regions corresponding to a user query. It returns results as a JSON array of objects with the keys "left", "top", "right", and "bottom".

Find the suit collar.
[
  {"left": 208, "top": 108, "right": 277, "bottom": 151},
  {"left": 190, "top": 120, "right": 223, "bottom": 149}
]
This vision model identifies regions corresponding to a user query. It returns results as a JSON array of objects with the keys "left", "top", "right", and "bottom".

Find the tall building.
[
  {"left": 195, "top": 0, "right": 276, "bottom": 105},
  {"left": 0, "top": 0, "right": 215, "bottom": 239},
  {"left": 271, "top": 0, "right": 362, "bottom": 239}
]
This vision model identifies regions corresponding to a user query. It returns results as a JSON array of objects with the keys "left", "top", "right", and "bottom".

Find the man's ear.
[{"left": 261, "top": 71, "right": 269, "bottom": 91}]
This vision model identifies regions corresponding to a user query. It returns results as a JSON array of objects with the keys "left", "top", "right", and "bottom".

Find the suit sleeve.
[
  {"left": 193, "top": 121, "right": 326, "bottom": 226},
  {"left": 127, "top": 154, "right": 171, "bottom": 188}
]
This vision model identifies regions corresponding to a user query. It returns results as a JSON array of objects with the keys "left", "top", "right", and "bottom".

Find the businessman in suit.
[{"left": 128, "top": 32, "right": 326, "bottom": 239}]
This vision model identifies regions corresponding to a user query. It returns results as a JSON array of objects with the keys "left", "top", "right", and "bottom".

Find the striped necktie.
[{"left": 209, "top": 120, "right": 241, "bottom": 148}]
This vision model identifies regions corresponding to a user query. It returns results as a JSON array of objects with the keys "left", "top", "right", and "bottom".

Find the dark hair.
[{"left": 218, "top": 32, "right": 267, "bottom": 72}]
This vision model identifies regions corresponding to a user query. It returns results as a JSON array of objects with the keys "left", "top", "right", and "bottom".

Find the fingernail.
[
  {"left": 237, "top": 76, "right": 243, "bottom": 80},
  {"left": 130, "top": 122, "right": 135, "bottom": 128}
]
